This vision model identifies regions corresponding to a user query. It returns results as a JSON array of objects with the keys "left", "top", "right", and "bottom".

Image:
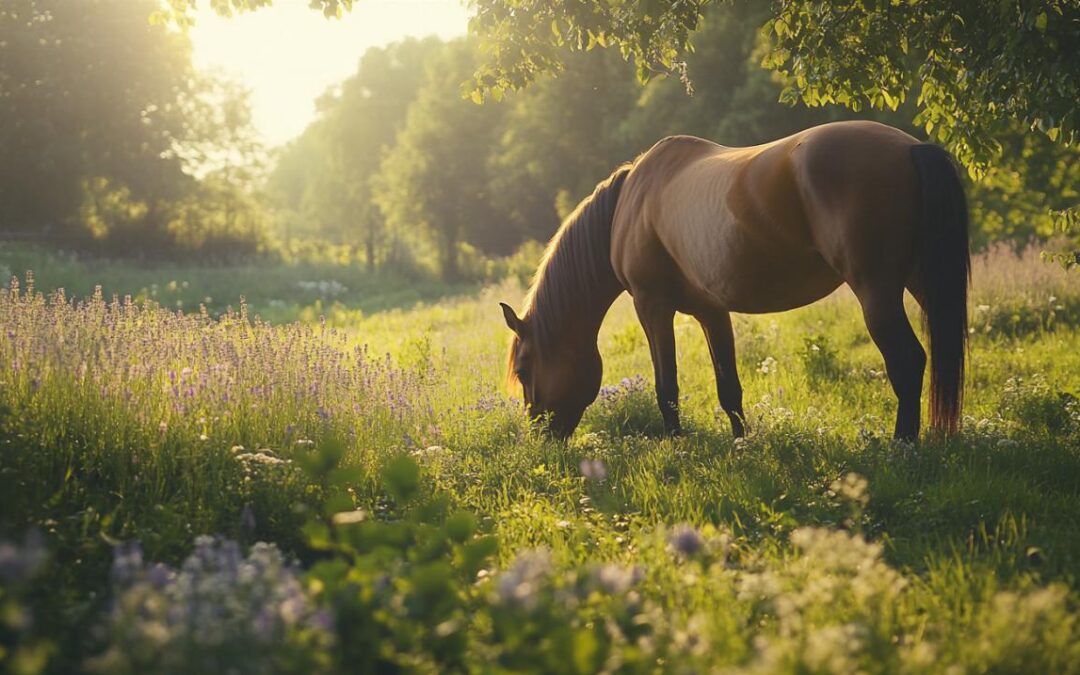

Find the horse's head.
[{"left": 500, "top": 302, "right": 601, "bottom": 439}]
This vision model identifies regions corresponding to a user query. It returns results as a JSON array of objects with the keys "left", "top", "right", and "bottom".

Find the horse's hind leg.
[
  {"left": 854, "top": 286, "right": 927, "bottom": 440},
  {"left": 697, "top": 311, "right": 746, "bottom": 437},
  {"left": 633, "top": 295, "right": 681, "bottom": 434}
]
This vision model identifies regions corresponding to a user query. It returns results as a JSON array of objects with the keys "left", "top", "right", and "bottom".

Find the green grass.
[
  {"left": 1, "top": 243, "right": 1079, "bottom": 673},
  {"left": 0, "top": 243, "right": 480, "bottom": 320}
]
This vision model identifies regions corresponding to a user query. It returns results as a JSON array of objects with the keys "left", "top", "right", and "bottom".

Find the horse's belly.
[{"left": 671, "top": 221, "right": 842, "bottom": 314}]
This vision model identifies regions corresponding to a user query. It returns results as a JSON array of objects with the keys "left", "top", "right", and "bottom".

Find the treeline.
[{"left": 3, "top": 2, "right": 1076, "bottom": 275}]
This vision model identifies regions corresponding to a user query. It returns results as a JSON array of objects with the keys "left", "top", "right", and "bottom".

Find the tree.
[
  {"left": 0, "top": 0, "right": 194, "bottom": 234},
  {"left": 487, "top": 48, "right": 638, "bottom": 242},
  {"left": 0, "top": 0, "right": 272, "bottom": 260},
  {"left": 266, "top": 38, "right": 442, "bottom": 269},
  {"left": 373, "top": 40, "right": 508, "bottom": 280}
]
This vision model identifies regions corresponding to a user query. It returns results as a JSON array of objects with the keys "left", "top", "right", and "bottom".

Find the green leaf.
[
  {"left": 382, "top": 455, "right": 421, "bottom": 503},
  {"left": 461, "top": 536, "right": 498, "bottom": 576},
  {"left": 303, "top": 520, "right": 332, "bottom": 550},
  {"left": 327, "top": 464, "right": 363, "bottom": 488},
  {"left": 445, "top": 510, "right": 476, "bottom": 543},
  {"left": 322, "top": 487, "right": 354, "bottom": 517}
]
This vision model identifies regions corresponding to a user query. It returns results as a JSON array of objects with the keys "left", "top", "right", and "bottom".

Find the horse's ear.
[{"left": 500, "top": 302, "right": 524, "bottom": 335}]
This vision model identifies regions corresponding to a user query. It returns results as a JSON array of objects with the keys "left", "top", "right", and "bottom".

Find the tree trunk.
[{"left": 441, "top": 231, "right": 459, "bottom": 282}]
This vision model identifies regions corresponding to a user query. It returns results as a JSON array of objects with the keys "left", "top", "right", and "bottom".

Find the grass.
[
  {"left": 0, "top": 243, "right": 481, "bottom": 321},
  {"left": 1, "top": 242, "right": 1079, "bottom": 673}
]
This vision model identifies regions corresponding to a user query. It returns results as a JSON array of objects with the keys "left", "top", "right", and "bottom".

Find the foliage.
[
  {"left": 372, "top": 40, "right": 509, "bottom": 280},
  {"left": 0, "top": 1, "right": 271, "bottom": 259},
  {"left": 268, "top": 38, "right": 441, "bottom": 270},
  {"left": 763, "top": 1, "right": 1080, "bottom": 174},
  {"left": 0, "top": 0, "right": 192, "bottom": 233},
  {"left": 9, "top": 1, "right": 1073, "bottom": 266},
  {"left": 299, "top": 443, "right": 499, "bottom": 672}
]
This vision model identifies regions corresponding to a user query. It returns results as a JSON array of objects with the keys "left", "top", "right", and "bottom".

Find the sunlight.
[{"left": 189, "top": 0, "right": 469, "bottom": 146}]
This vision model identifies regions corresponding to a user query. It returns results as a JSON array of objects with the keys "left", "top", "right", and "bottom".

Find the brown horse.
[{"left": 501, "top": 121, "right": 969, "bottom": 440}]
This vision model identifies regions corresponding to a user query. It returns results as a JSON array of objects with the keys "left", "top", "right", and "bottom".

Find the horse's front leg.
[{"left": 633, "top": 295, "right": 680, "bottom": 434}]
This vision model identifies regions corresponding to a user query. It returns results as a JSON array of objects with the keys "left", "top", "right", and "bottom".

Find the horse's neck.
[
  {"left": 571, "top": 275, "right": 624, "bottom": 344},
  {"left": 535, "top": 256, "right": 623, "bottom": 350}
]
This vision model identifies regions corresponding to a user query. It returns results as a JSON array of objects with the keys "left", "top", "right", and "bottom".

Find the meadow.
[{"left": 2, "top": 242, "right": 1080, "bottom": 674}]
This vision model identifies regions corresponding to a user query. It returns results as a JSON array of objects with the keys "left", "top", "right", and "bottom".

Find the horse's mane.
[{"left": 507, "top": 163, "right": 632, "bottom": 386}]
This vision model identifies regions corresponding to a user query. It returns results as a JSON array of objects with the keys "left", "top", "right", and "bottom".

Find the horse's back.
[{"left": 612, "top": 121, "right": 924, "bottom": 313}]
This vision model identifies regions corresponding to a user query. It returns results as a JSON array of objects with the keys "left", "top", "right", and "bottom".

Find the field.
[{"left": 2, "top": 242, "right": 1080, "bottom": 673}]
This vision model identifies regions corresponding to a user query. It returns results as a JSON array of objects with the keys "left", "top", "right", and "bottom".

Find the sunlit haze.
[{"left": 189, "top": 0, "right": 470, "bottom": 146}]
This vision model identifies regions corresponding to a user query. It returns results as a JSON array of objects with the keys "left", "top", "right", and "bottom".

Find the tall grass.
[{"left": 1, "top": 245, "right": 1079, "bottom": 672}]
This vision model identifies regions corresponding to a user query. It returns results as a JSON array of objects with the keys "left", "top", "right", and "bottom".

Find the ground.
[{"left": 1, "top": 242, "right": 1078, "bottom": 673}]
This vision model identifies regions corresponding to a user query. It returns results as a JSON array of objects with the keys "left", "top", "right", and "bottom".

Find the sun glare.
[{"left": 189, "top": 0, "right": 469, "bottom": 147}]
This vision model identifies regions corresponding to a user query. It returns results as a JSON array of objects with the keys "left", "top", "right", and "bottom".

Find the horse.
[{"left": 501, "top": 120, "right": 969, "bottom": 441}]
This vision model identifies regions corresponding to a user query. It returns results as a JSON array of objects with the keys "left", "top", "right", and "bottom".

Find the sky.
[{"left": 189, "top": 0, "right": 470, "bottom": 147}]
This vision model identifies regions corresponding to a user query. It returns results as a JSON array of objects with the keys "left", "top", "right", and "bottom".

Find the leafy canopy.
[{"left": 762, "top": 1, "right": 1080, "bottom": 176}]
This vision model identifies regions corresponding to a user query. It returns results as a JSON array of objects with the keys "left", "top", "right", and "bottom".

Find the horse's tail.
[{"left": 910, "top": 143, "right": 970, "bottom": 434}]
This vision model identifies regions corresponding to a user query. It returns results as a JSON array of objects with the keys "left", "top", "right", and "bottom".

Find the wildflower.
[
  {"left": 110, "top": 541, "right": 144, "bottom": 585},
  {"left": 145, "top": 563, "right": 172, "bottom": 589},
  {"left": 669, "top": 524, "right": 704, "bottom": 557},
  {"left": 592, "top": 563, "right": 644, "bottom": 595},
  {"left": 829, "top": 472, "right": 870, "bottom": 508},
  {"left": 0, "top": 529, "right": 46, "bottom": 584},
  {"left": 96, "top": 536, "right": 331, "bottom": 671},
  {"left": 757, "top": 356, "right": 778, "bottom": 374},
  {"left": 496, "top": 549, "right": 552, "bottom": 611},
  {"left": 580, "top": 458, "right": 607, "bottom": 481},
  {"left": 240, "top": 504, "right": 256, "bottom": 532}
]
